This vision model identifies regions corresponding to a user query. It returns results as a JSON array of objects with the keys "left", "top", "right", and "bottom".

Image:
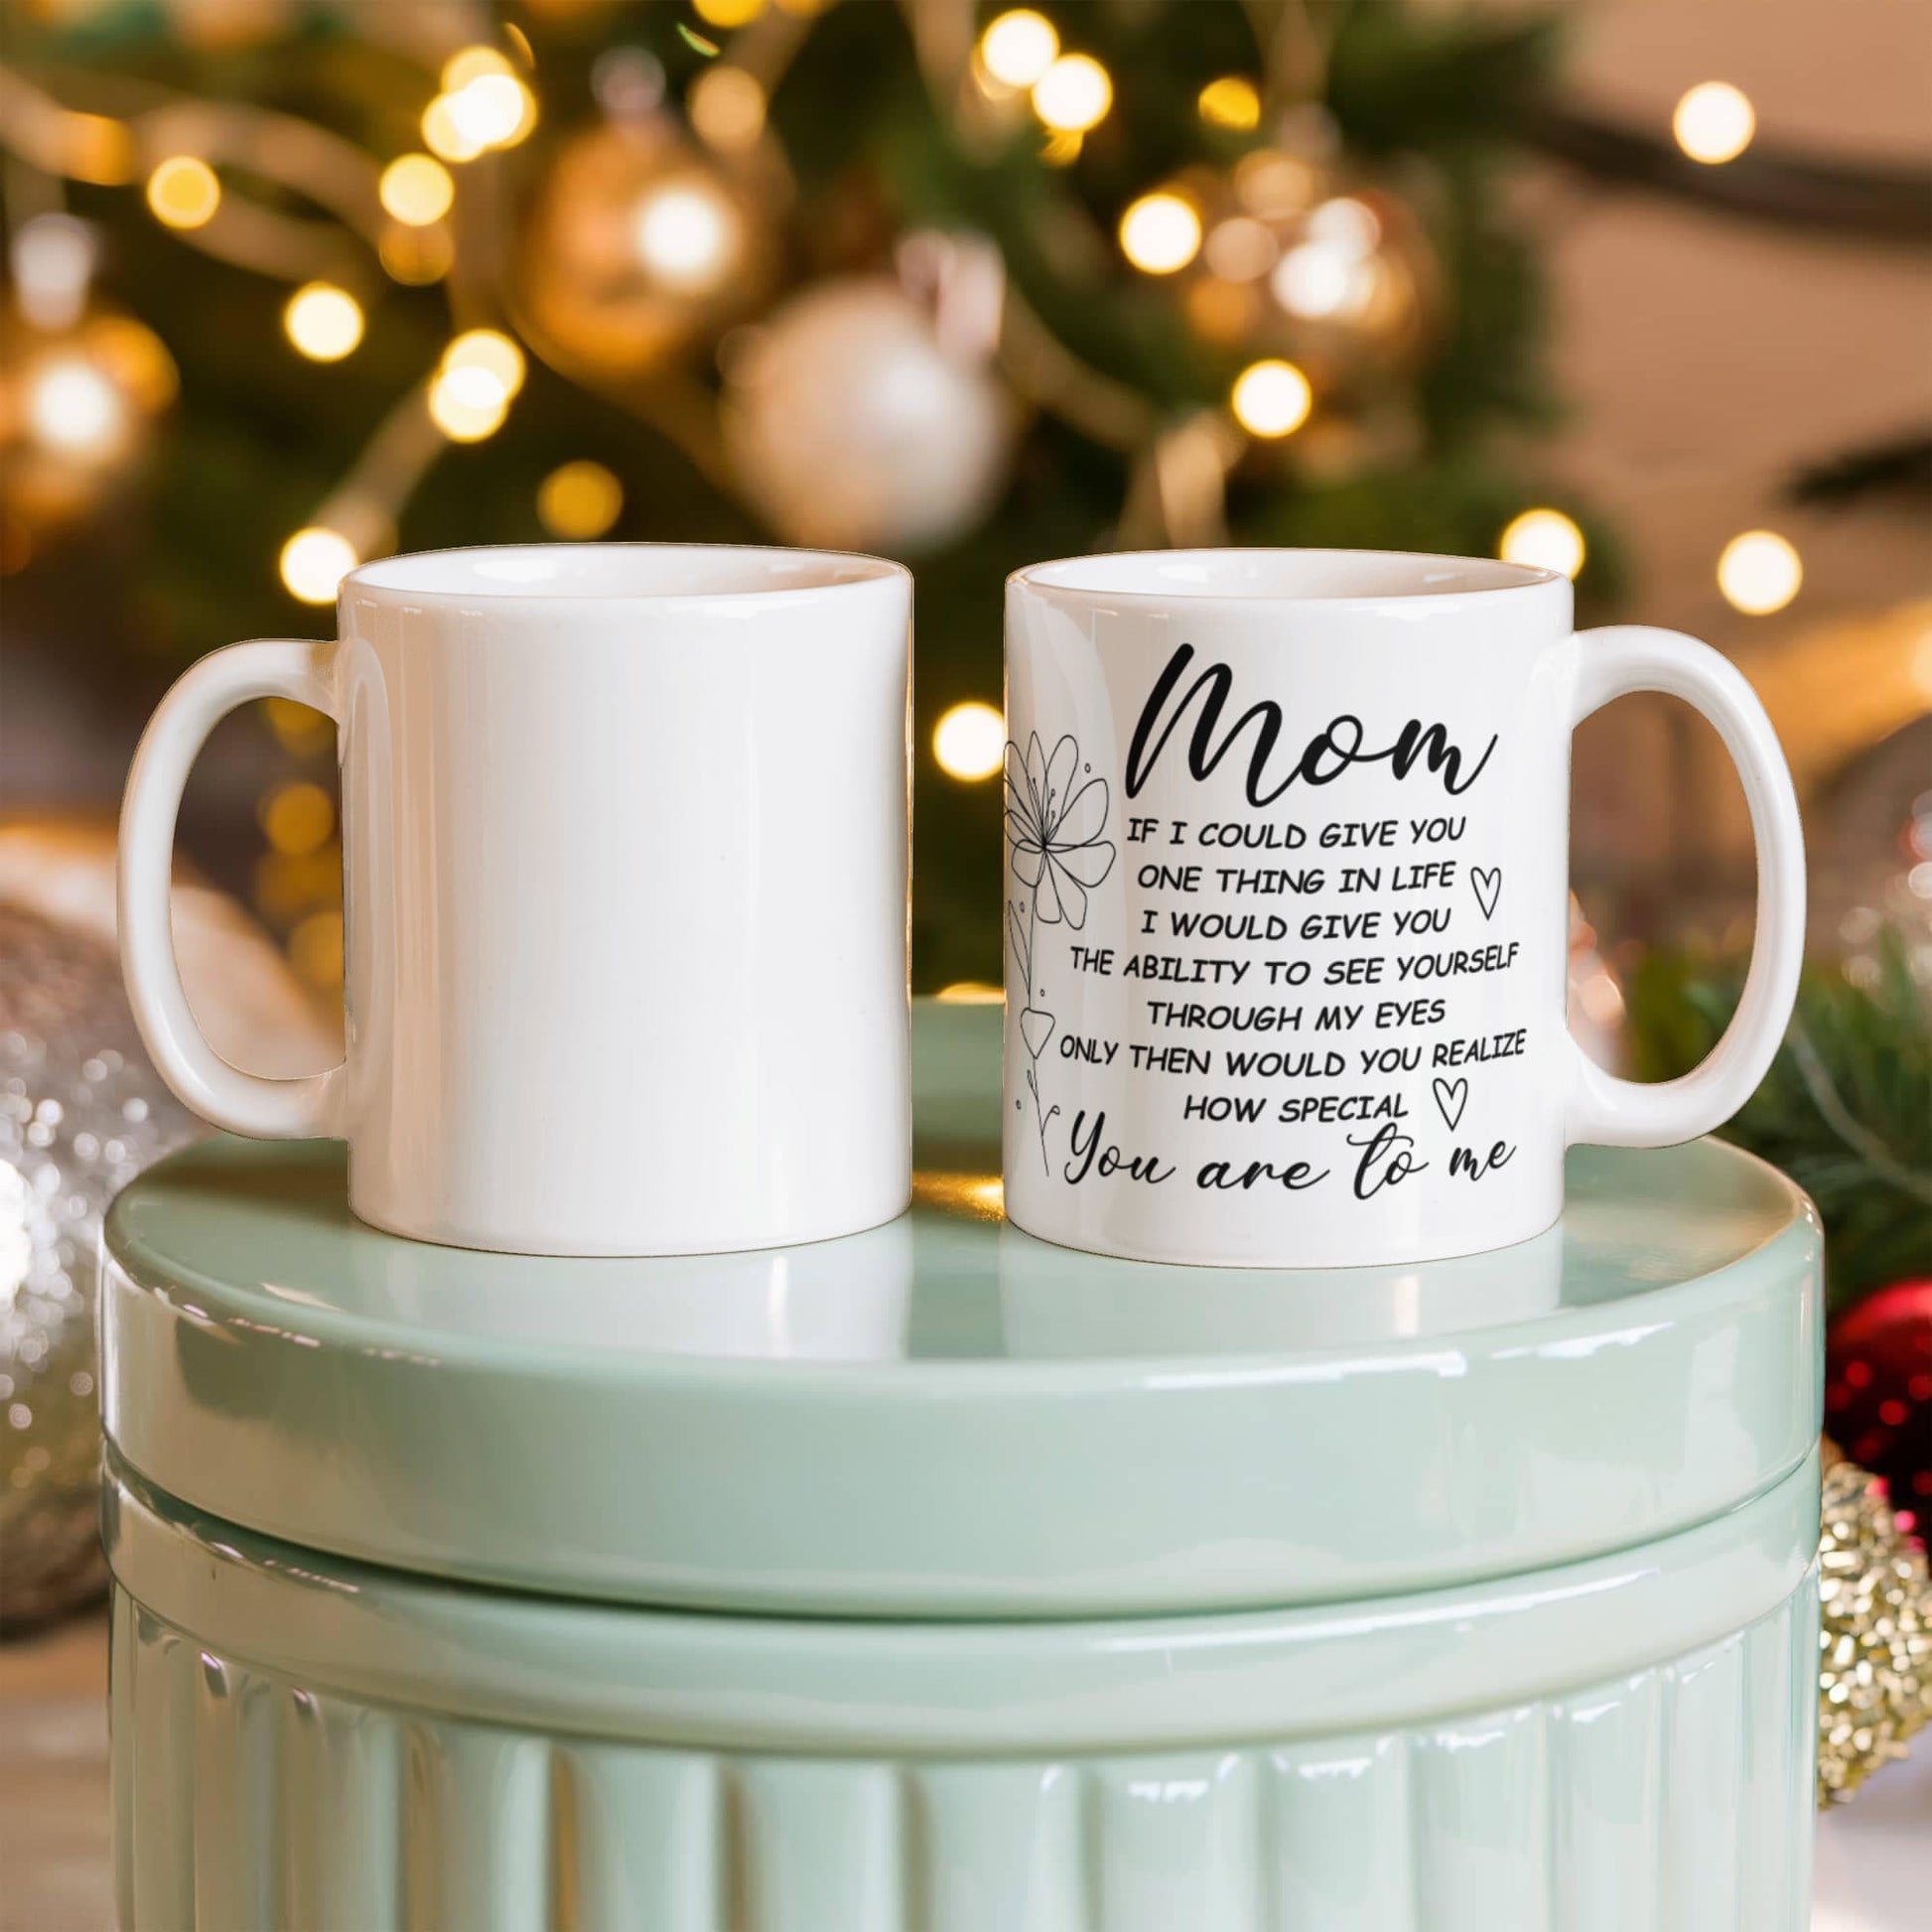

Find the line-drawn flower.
[
  {"left": 1005, "top": 732, "right": 1117, "bottom": 930},
  {"left": 1006, "top": 731, "right": 1115, "bottom": 1174}
]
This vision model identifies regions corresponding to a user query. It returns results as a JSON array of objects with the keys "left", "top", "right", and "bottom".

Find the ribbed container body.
[{"left": 109, "top": 1550, "right": 1818, "bottom": 1932}]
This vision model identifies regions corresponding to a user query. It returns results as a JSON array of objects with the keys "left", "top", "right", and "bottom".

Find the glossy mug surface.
[
  {"left": 120, "top": 543, "right": 912, "bottom": 1256},
  {"left": 1003, "top": 549, "right": 1805, "bottom": 1267}
]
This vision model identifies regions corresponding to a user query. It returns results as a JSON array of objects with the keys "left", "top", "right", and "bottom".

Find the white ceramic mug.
[
  {"left": 1003, "top": 549, "right": 1804, "bottom": 1268},
  {"left": 120, "top": 543, "right": 912, "bottom": 1256}
]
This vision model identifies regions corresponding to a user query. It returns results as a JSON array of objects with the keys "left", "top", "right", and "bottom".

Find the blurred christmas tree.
[{"left": 0, "top": 0, "right": 1613, "bottom": 988}]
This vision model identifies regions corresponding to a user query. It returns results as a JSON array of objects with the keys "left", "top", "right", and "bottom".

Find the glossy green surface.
[
  {"left": 101, "top": 1000, "right": 1823, "bottom": 1616},
  {"left": 107, "top": 1456, "right": 1820, "bottom": 1931}
]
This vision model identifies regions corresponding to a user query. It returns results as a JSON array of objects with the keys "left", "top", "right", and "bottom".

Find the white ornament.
[{"left": 724, "top": 276, "right": 1015, "bottom": 556}]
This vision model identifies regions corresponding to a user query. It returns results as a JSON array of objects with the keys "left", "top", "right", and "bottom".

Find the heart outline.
[
  {"left": 1432, "top": 1076, "right": 1469, "bottom": 1132},
  {"left": 1018, "top": 1006, "right": 1056, "bottom": 1061},
  {"left": 1471, "top": 867, "right": 1502, "bottom": 920}
]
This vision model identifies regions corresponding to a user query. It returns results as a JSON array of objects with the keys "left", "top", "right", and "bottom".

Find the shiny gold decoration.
[
  {"left": 518, "top": 121, "right": 770, "bottom": 380},
  {"left": 909, "top": 1171, "right": 1005, "bottom": 1220},
  {"left": 1818, "top": 1443, "right": 1932, "bottom": 1805},
  {"left": 0, "top": 309, "right": 176, "bottom": 550}
]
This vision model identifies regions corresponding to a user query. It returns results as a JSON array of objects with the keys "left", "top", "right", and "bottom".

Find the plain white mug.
[
  {"left": 1003, "top": 549, "right": 1804, "bottom": 1268},
  {"left": 120, "top": 543, "right": 912, "bottom": 1256}
]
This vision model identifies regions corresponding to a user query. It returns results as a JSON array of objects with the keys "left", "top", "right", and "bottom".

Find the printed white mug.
[
  {"left": 120, "top": 543, "right": 912, "bottom": 1257},
  {"left": 1003, "top": 549, "right": 1804, "bottom": 1268}
]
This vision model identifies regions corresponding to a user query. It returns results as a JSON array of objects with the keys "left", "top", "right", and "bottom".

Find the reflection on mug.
[
  {"left": 346, "top": 1210, "right": 916, "bottom": 1362},
  {"left": 996, "top": 1218, "right": 1564, "bottom": 1358}
]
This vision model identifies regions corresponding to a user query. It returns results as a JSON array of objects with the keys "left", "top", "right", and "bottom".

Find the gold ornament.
[
  {"left": 1817, "top": 1442, "right": 1932, "bottom": 1805},
  {"left": 518, "top": 119, "right": 770, "bottom": 382},
  {"left": 0, "top": 308, "right": 177, "bottom": 565}
]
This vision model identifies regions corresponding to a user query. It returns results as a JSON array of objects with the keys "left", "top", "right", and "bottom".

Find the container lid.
[{"left": 101, "top": 1001, "right": 1821, "bottom": 1618}]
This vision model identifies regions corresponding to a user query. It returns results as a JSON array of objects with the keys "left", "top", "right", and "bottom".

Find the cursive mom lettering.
[{"left": 1125, "top": 644, "right": 1497, "bottom": 805}]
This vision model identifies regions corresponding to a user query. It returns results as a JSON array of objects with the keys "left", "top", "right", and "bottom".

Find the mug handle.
[
  {"left": 119, "top": 638, "right": 346, "bottom": 1139},
  {"left": 1565, "top": 625, "right": 1805, "bottom": 1148}
]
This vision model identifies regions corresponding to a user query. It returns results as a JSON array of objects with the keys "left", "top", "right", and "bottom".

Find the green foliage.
[
  {"left": 9, "top": 0, "right": 1603, "bottom": 986},
  {"left": 1626, "top": 932, "right": 1932, "bottom": 1311}
]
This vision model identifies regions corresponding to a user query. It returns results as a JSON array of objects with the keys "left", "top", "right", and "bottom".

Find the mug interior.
[
  {"left": 1015, "top": 548, "right": 1563, "bottom": 603},
  {"left": 346, "top": 542, "right": 904, "bottom": 601}
]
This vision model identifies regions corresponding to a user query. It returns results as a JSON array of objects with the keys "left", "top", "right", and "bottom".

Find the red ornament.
[{"left": 1826, "top": 1280, "right": 1932, "bottom": 1537}]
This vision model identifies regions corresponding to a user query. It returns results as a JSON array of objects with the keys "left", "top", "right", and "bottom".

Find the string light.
[
  {"left": 934, "top": 983, "right": 1004, "bottom": 1004},
  {"left": 288, "top": 908, "right": 345, "bottom": 990},
  {"left": 1118, "top": 193, "right": 1201, "bottom": 275},
  {"left": 979, "top": 11, "right": 1059, "bottom": 90},
  {"left": 445, "top": 72, "right": 536, "bottom": 151},
  {"left": 283, "top": 283, "right": 364, "bottom": 362},
  {"left": 25, "top": 356, "right": 127, "bottom": 459},
  {"left": 442, "top": 46, "right": 514, "bottom": 91},
  {"left": 442, "top": 329, "right": 527, "bottom": 399},
  {"left": 1234, "top": 149, "right": 1319, "bottom": 220},
  {"left": 632, "top": 179, "right": 741, "bottom": 294},
  {"left": 1033, "top": 55, "right": 1112, "bottom": 133},
  {"left": 378, "top": 222, "right": 453, "bottom": 285},
  {"left": 538, "top": 461, "right": 624, "bottom": 539},
  {"left": 1673, "top": 82, "right": 1755, "bottom": 165},
  {"left": 428, "top": 327, "right": 525, "bottom": 442},
  {"left": 1197, "top": 76, "right": 1261, "bottom": 131},
  {"left": 422, "top": 96, "right": 488, "bottom": 164},
  {"left": 1204, "top": 216, "right": 1278, "bottom": 282},
  {"left": 1718, "top": 530, "right": 1801, "bottom": 614},
  {"left": 1498, "top": 507, "right": 1586, "bottom": 579},
  {"left": 429, "top": 366, "right": 510, "bottom": 442},
  {"left": 689, "top": 67, "right": 766, "bottom": 152},
  {"left": 146, "top": 156, "right": 220, "bottom": 229},
  {"left": 378, "top": 154, "right": 455, "bottom": 226},
  {"left": 279, "top": 527, "right": 358, "bottom": 604},
  {"left": 1230, "top": 359, "right": 1312, "bottom": 439},
  {"left": 260, "top": 780, "right": 335, "bottom": 856},
  {"left": 932, "top": 702, "right": 1007, "bottom": 781}
]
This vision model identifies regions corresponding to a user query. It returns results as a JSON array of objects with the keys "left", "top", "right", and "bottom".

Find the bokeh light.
[
  {"left": 442, "top": 46, "right": 513, "bottom": 91},
  {"left": 1204, "top": 216, "right": 1279, "bottom": 282},
  {"left": 25, "top": 356, "right": 126, "bottom": 458},
  {"left": 1230, "top": 359, "right": 1312, "bottom": 439},
  {"left": 260, "top": 780, "right": 335, "bottom": 856},
  {"left": 1499, "top": 507, "right": 1586, "bottom": 580},
  {"left": 422, "top": 94, "right": 487, "bottom": 163},
  {"left": 1198, "top": 76, "right": 1261, "bottom": 132},
  {"left": 933, "top": 702, "right": 1007, "bottom": 781},
  {"left": 429, "top": 365, "right": 510, "bottom": 442},
  {"left": 632, "top": 179, "right": 741, "bottom": 294},
  {"left": 1718, "top": 530, "right": 1802, "bottom": 614},
  {"left": 690, "top": 67, "right": 766, "bottom": 151},
  {"left": 980, "top": 11, "right": 1059, "bottom": 89},
  {"left": 1673, "top": 82, "right": 1755, "bottom": 165},
  {"left": 378, "top": 154, "right": 455, "bottom": 226},
  {"left": 538, "top": 461, "right": 624, "bottom": 539},
  {"left": 288, "top": 908, "right": 345, "bottom": 990},
  {"left": 443, "top": 328, "right": 526, "bottom": 398},
  {"left": 1033, "top": 55, "right": 1112, "bottom": 133},
  {"left": 283, "top": 283, "right": 364, "bottom": 362},
  {"left": 1118, "top": 193, "right": 1202, "bottom": 275},
  {"left": 279, "top": 527, "right": 358, "bottom": 604},
  {"left": 694, "top": 0, "right": 764, "bottom": 25},
  {"left": 145, "top": 155, "right": 220, "bottom": 229}
]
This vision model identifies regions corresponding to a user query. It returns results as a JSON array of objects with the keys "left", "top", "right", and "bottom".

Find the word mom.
[{"left": 1126, "top": 643, "right": 1496, "bottom": 806}]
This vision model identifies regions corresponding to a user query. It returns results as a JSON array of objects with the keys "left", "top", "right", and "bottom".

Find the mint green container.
[{"left": 102, "top": 1003, "right": 1822, "bottom": 1931}]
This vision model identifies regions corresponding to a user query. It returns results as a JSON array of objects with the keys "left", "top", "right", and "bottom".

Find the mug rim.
[
  {"left": 343, "top": 540, "right": 910, "bottom": 606},
  {"left": 1009, "top": 546, "right": 1569, "bottom": 609}
]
